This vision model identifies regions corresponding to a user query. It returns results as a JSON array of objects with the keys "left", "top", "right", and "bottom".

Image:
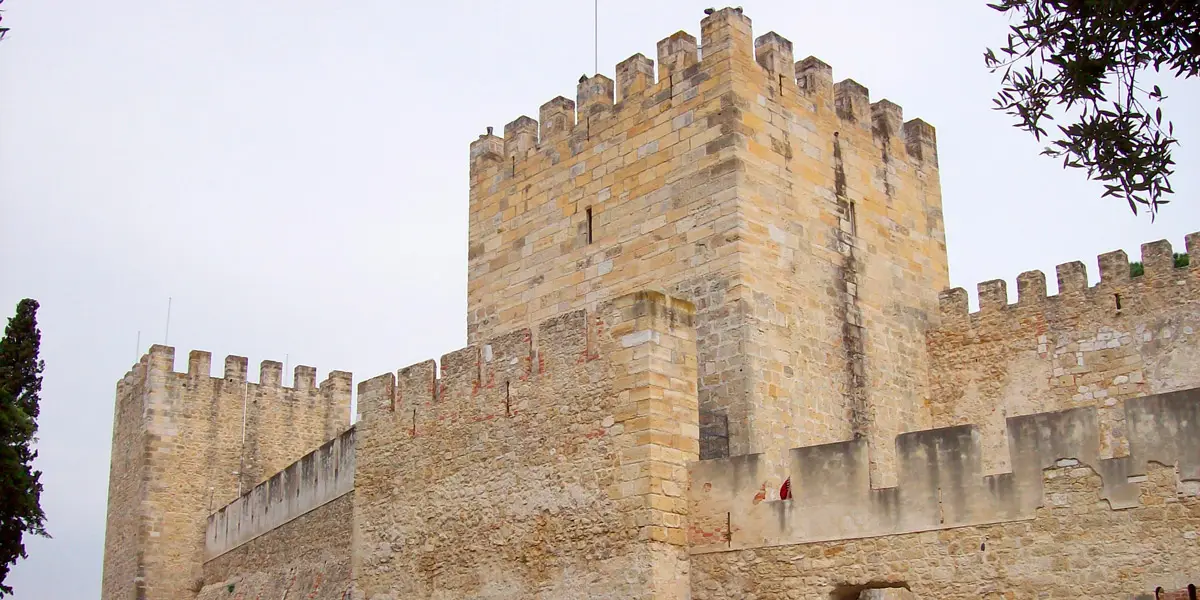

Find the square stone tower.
[
  {"left": 467, "top": 7, "right": 947, "bottom": 484},
  {"left": 100, "top": 347, "right": 351, "bottom": 600}
]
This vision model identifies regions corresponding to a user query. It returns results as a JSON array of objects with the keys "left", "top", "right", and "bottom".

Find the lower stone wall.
[
  {"left": 196, "top": 492, "right": 353, "bottom": 600},
  {"left": 690, "top": 463, "right": 1199, "bottom": 599}
]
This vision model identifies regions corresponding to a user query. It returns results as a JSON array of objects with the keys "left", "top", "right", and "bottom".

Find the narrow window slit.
[
  {"left": 504, "top": 381, "right": 511, "bottom": 417},
  {"left": 1115, "top": 293, "right": 1122, "bottom": 310},
  {"left": 585, "top": 207, "right": 594, "bottom": 244}
]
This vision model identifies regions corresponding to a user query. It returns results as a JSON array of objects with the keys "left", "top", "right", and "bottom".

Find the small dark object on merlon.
[{"left": 704, "top": 8, "right": 715, "bottom": 15}]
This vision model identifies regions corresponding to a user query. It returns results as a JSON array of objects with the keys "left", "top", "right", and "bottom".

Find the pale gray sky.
[{"left": 0, "top": 1, "right": 1196, "bottom": 598}]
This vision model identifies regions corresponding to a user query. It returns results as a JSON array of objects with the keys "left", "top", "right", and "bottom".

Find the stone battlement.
[
  {"left": 468, "top": 7, "right": 938, "bottom": 184},
  {"left": 104, "top": 345, "right": 352, "bottom": 600},
  {"left": 123, "top": 344, "right": 351, "bottom": 393},
  {"left": 939, "top": 232, "right": 1199, "bottom": 321},
  {"left": 355, "top": 309, "right": 591, "bottom": 430},
  {"left": 351, "top": 292, "right": 701, "bottom": 598},
  {"left": 689, "top": 388, "right": 1199, "bottom": 553}
]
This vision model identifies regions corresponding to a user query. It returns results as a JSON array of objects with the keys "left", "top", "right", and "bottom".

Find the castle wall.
[
  {"left": 101, "top": 357, "right": 151, "bottom": 600},
  {"left": 731, "top": 24, "right": 946, "bottom": 488},
  {"left": 197, "top": 493, "right": 353, "bottom": 600},
  {"left": 929, "top": 234, "right": 1199, "bottom": 473},
  {"left": 466, "top": 9, "right": 945, "bottom": 486},
  {"left": 687, "top": 388, "right": 1200, "bottom": 598},
  {"left": 206, "top": 427, "right": 355, "bottom": 558},
  {"left": 689, "top": 388, "right": 1198, "bottom": 550},
  {"left": 466, "top": 11, "right": 751, "bottom": 462},
  {"left": 690, "top": 460, "right": 1198, "bottom": 599},
  {"left": 353, "top": 291, "right": 699, "bottom": 599},
  {"left": 100, "top": 345, "right": 352, "bottom": 600}
]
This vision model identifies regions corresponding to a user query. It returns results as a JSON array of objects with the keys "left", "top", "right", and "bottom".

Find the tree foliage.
[
  {"left": 0, "top": 0, "right": 9, "bottom": 42},
  {"left": 1129, "top": 252, "right": 1190, "bottom": 276},
  {"left": 984, "top": 0, "right": 1200, "bottom": 217},
  {"left": 0, "top": 299, "right": 47, "bottom": 598}
]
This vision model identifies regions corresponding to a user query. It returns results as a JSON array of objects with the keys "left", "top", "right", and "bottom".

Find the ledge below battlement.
[
  {"left": 205, "top": 427, "right": 356, "bottom": 559},
  {"left": 689, "top": 388, "right": 1200, "bottom": 553}
]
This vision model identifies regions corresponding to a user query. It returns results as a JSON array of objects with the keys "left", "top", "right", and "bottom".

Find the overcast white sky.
[{"left": 0, "top": 1, "right": 1196, "bottom": 598}]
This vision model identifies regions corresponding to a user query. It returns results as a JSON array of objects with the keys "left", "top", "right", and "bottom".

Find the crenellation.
[
  {"left": 901, "top": 118, "right": 936, "bottom": 165},
  {"left": 396, "top": 360, "right": 436, "bottom": 427},
  {"left": 224, "top": 354, "right": 248, "bottom": 381},
  {"left": 468, "top": 128, "right": 504, "bottom": 175},
  {"left": 616, "top": 53, "right": 655, "bottom": 102},
  {"left": 795, "top": 56, "right": 833, "bottom": 102},
  {"left": 320, "top": 370, "right": 352, "bottom": 393},
  {"left": 833, "top": 79, "right": 869, "bottom": 124},
  {"left": 942, "top": 232, "right": 1197, "bottom": 320},
  {"left": 502, "top": 115, "right": 538, "bottom": 160},
  {"left": 187, "top": 349, "right": 211, "bottom": 377},
  {"left": 356, "top": 372, "right": 395, "bottom": 420},
  {"left": 1098, "top": 249, "right": 1131, "bottom": 284},
  {"left": 482, "top": 327, "right": 534, "bottom": 388},
  {"left": 107, "top": 8, "right": 1198, "bottom": 600},
  {"left": 938, "top": 287, "right": 968, "bottom": 318},
  {"left": 753, "top": 32, "right": 795, "bottom": 79},
  {"left": 690, "top": 390, "right": 1200, "bottom": 553},
  {"left": 149, "top": 342, "right": 175, "bottom": 371},
  {"left": 294, "top": 365, "right": 316, "bottom": 390},
  {"left": 259, "top": 360, "right": 282, "bottom": 387},
  {"left": 699, "top": 7, "right": 753, "bottom": 62},
  {"left": 1056, "top": 259, "right": 1089, "bottom": 294},
  {"left": 977, "top": 279, "right": 1007, "bottom": 312},
  {"left": 103, "top": 344, "right": 350, "bottom": 600},
  {"left": 576, "top": 73, "right": 615, "bottom": 117},
  {"left": 870, "top": 99, "right": 903, "bottom": 143},
  {"left": 436, "top": 345, "right": 482, "bottom": 420},
  {"left": 1016, "top": 269, "right": 1047, "bottom": 304},
  {"left": 1141, "top": 238, "right": 1175, "bottom": 276},
  {"left": 657, "top": 31, "right": 698, "bottom": 82},
  {"left": 538, "top": 96, "right": 575, "bottom": 143},
  {"left": 1188, "top": 230, "right": 1200, "bottom": 264}
]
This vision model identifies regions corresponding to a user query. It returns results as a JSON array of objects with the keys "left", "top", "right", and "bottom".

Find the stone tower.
[
  {"left": 466, "top": 7, "right": 947, "bottom": 484},
  {"left": 100, "top": 346, "right": 351, "bottom": 600}
]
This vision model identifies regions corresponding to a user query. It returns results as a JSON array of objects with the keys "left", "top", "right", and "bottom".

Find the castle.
[{"left": 101, "top": 8, "right": 1200, "bottom": 599}]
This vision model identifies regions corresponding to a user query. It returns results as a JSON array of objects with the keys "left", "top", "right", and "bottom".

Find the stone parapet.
[
  {"left": 689, "top": 388, "right": 1200, "bottom": 552},
  {"left": 205, "top": 427, "right": 356, "bottom": 559}
]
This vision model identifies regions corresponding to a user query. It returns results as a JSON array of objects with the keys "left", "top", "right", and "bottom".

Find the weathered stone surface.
[
  {"left": 353, "top": 292, "right": 698, "bottom": 599},
  {"left": 466, "top": 5, "right": 947, "bottom": 491},
  {"left": 692, "top": 461, "right": 1199, "bottom": 599},
  {"left": 205, "top": 427, "right": 356, "bottom": 558},
  {"left": 197, "top": 493, "right": 353, "bottom": 600},
  {"left": 100, "top": 7, "right": 1200, "bottom": 600},
  {"left": 101, "top": 346, "right": 350, "bottom": 600},
  {"left": 689, "top": 391, "right": 1200, "bottom": 552},
  {"left": 930, "top": 240, "right": 1199, "bottom": 474}
]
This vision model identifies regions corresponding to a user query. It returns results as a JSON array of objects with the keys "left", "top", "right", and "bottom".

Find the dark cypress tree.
[{"left": 0, "top": 299, "right": 47, "bottom": 597}]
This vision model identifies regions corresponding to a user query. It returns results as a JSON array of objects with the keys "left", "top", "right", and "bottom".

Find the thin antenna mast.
[
  {"left": 135, "top": 331, "right": 140, "bottom": 361},
  {"left": 594, "top": 0, "right": 598, "bottom": 75},
  {"left": 164, "top": 297, "right": 172, "bottom": 344}
]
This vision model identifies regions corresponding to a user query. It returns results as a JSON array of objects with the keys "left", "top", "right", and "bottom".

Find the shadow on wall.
[
  {"left": 1149, "top": 584, "right": 1198, "bottom": 600},
  {"left": 830, "top": 582, "right": 913, "bottom": 600}
]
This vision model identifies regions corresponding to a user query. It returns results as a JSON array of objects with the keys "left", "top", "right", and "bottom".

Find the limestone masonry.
[{"left": 101, "top": 7, "right": 1199, "bottom": 599}]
